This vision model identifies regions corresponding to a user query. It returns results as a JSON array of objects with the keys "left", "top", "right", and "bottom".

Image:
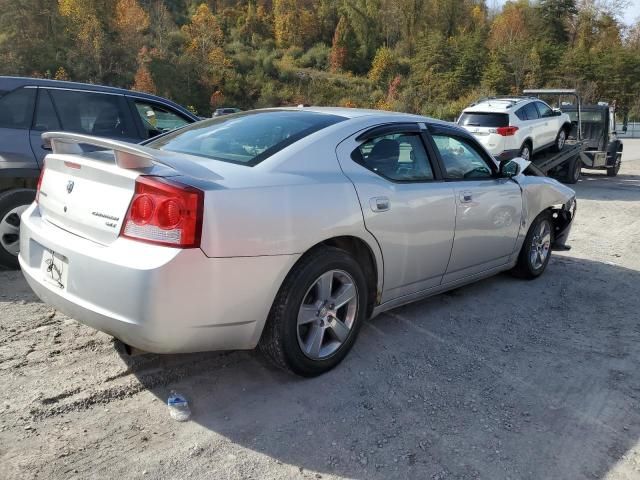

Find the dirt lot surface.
[{"left": 2, "top": 141, "right": 640, "bottom": 480}]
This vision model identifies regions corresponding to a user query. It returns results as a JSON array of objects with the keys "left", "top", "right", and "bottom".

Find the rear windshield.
[
  {"left": 565, "top": 110, "right": 604, "bottom": 123},
  {"left": 147, "top": 110, "right": 346, "bottom": 166},
  {"left": 458, "top": 113, "right": 509, "bottom": 128}
]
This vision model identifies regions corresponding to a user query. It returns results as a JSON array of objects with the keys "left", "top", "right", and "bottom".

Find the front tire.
[
  {"left": 607, "top": 153, "right": 621, "bottom": 177},
  {"left": 512, "top": 212, "right": 554, "bottom": 279},
  {"left": 259, "top": 247, "right": 368, "bottom": 377},
  {"left": 0, "top": 189, "right": 35, "bottom": 269}
]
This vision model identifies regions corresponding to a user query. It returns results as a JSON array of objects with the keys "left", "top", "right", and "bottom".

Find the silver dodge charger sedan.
[{"left": 19, "top": 108, "right": 576, "bottom": 376}]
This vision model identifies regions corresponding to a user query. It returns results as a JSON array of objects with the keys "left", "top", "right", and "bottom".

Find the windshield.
[
  {"left": 147, "top": 110, "right": 346, "bottom": 166},
  {"left": 458, "top": 112, "right": 509, "bottom": 128}
]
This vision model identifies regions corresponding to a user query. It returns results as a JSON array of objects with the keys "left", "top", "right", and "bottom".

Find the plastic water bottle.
[{"left": 167, "top": 391, "right": 191, "bottom": 421}]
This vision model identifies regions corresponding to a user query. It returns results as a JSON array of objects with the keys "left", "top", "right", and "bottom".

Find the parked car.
[
  {"left": 19, "top": 108, "right": 576, "bottom": 376},
  {"left": 213, "top": 107, "right": 242, "bottom": 117},
  {"left": 458, "top": 97, "right": 572, "bottom": 162},
  {"left": 0, "top": 76, "right": 199, "bottom": 268}
]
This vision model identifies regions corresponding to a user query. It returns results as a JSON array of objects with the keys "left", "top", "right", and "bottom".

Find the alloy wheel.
[
  {"left": 0, "top": 205, "right": 28, "bottom": 256},
  {"left": 520, "top": 145, "right": 531, "bottom": 161},
  {"left": 297, "top": 269, "right": 358, "bottom": 360},
  {"left": 557, "top": 130, "right": 566, "bottom": 150},
  {"left": 529, "top": 219, "right": 551, "bottom": 270}
]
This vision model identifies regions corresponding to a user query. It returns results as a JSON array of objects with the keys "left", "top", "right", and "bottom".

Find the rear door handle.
[
  {"left": 370, "top": 196, "right": 390, "bottom": 212},
  {"left": 459, "top": 191, "right": 473, "bottom": 203}
]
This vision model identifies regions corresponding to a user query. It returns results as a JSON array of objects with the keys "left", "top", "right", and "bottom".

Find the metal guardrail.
[{"left": 618, "top": 123, "right": 640, "bottom": 139}]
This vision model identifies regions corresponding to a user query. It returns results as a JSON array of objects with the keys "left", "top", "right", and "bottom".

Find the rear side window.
[
  {"left": 458, "top": 113, "right": 508, "bottom": 128},
  {"left": 351, "top": 133, "right": 434, "bottom": 182},
  {"left": 148, "top": 110, "right": 346, "bottom": 166},
  {"left": 523, "top": 103, "right": 539, "bottom": 120},
  {"left": 515, "top": 107, "right": 527, "bottom": 121},
  {"left": 48, "top": 89, "right": 135, "bottom": 138},
  {"left": 0, "top": 87, "right": 36, "bottom": 129}
]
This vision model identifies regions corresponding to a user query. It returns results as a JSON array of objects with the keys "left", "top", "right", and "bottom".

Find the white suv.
[{"left": 458, "top": 97, "right": 572, "bottom": 161}]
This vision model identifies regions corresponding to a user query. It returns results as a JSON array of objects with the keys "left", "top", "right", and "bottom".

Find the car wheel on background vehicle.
[
  {"left": 552, "top": 128, "right": 567, "bottom": 152},
  {"left": 0, "top": 189, "right": 35, "bottom": 269},
  {"left": 259, "top": 246, "right": 368, "bottom": 377},
  {"left": 519, "top": 142, "right": 531, "bottom": 161},
  {"left": 607, "top": 153, "right": 622, "bottom": 177},
  {"left": 563, "top": 154, "right": 582, "bottom": 184},
  {"left": 511, "top": 212, "right": 554, "bottom": 279}
]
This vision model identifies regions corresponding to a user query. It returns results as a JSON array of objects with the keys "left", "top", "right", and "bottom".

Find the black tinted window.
[
  {"left": 523, "top": 103, "right": 539, "bottom": 120},
  {"left": 536, "top": 101, "right": 553, "bottom": 118},
  {"left": 49, "top": 89, "right": 134, "bottom": 138},
  {"left": 33, "top": 90, "right": 60, "bottom": 131},
  {"left": 515, "top": 107, "right": 527, "bottom": 121},
  {"left": 0, "top": 87, "right": 36, "bottom": 129},
  {"left": 148, "top": 110, "right": 346, "bottom": 166},
  {"left": 352, "top": 133, "right": 434, "bottom": 182},
  {"left": 458, "top": 113, "right": 508, "bottom": 128}
]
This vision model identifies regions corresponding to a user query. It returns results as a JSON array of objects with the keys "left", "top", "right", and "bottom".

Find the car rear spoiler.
[
  {"left": 41, "top": 131, "right": 222, "bottom": 181},
  {"left": 42, "top": 131, "right": 153, "bottom": 169}
]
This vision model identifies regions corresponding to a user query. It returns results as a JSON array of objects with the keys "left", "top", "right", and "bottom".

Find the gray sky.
[{"left": 492, "top": 0, "right": 639, "bottom": 26}]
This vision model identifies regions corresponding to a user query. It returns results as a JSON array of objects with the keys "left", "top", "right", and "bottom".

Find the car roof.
[
  {"left": 273, "top": 106, "right": 452, "bottom": 125},
  {"left": 463, "top": 97, "right": 538, "bottom": 113},
  {"left": 0, "top": 76, "right": 199, "bottom": 120}
]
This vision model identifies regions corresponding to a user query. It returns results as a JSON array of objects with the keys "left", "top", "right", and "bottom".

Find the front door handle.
[
  {"left": 459, "top": 191, "right": 473, "bottom": 203},
  {"left": 370, "top": 196, "right": 390, "bottom": 212}
]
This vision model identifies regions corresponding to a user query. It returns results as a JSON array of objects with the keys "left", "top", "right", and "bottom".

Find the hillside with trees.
[{"left": 1, "top": 0, "right": 639, "bottom": 119}]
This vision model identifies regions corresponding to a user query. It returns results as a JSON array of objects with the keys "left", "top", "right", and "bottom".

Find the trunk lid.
[{"left": 38, "top": 151, "right": 140, "bottom": 245}]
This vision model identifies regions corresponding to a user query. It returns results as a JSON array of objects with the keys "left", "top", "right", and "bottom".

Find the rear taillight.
[
  {"left": 496, "top": 126, "right": 519, "bottom": 136},
  {"left": 121, "top": 176, "right": 203, "bottom": 248},
  {"left": 35, "top": 164, "right": 46, "bottom": 204}
]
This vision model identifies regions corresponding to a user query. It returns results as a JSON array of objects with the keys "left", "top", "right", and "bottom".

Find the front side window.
[
  {"left": 48, "top": 89, "right": 133, "bottom": 138},
  {"left": 536, "top": 101, "right": 553, "bottom": 118},
  {"left": 134, "top": 101, "right": 191, "bottom": 138},
  {"left": 351, "top": 133, "right": 434, "bottom": 182},
  {"left": 0, "top": 87, "right": 36, "bottom": 129},
  {"left": 432, "top": 134, "right": 493, "bottom": 180},
  {"left": 147, "top": 110, "right": 346, "bottom": 166}
]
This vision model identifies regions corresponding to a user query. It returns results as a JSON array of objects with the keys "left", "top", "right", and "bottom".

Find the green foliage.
[{"left": 0, "top": 0, "right": 637, "bottom": 118}]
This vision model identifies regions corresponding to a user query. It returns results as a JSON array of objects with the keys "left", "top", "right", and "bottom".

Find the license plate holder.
[{"left": 41, "top": 249, "right": 69, "bottom": 290}]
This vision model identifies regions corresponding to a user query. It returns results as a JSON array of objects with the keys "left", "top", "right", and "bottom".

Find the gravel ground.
[{"left": 1, "top": 141, "right": 640, "bottom": 480}]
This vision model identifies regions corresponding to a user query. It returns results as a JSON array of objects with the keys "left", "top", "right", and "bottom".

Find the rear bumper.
[{"left": 19, "top": 203, "right": 299, "bottom": 353}]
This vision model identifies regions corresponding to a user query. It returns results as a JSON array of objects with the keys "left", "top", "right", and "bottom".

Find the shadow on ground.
[{"left": 118, "top": 255, "right": 640, "bottom": 479}]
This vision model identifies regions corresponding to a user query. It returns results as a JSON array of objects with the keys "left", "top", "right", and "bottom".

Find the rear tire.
[
  {"left": 258, "top": 247, "right": 368, "bottom": 377},
  {"left": 518, "top": 142, "right": 532, "bottom": 161},
  {"left": 563, "top": 154, "right": 581, "bottom": 184},
  {"left": 552, "top": 128, "right": 567, "bottom": 152},
  {"left": 0, "top": 189, "right": 35, "bottom": 269},
  {"left": 511, "top": 212, "right": 554, "bottom": 279}
]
